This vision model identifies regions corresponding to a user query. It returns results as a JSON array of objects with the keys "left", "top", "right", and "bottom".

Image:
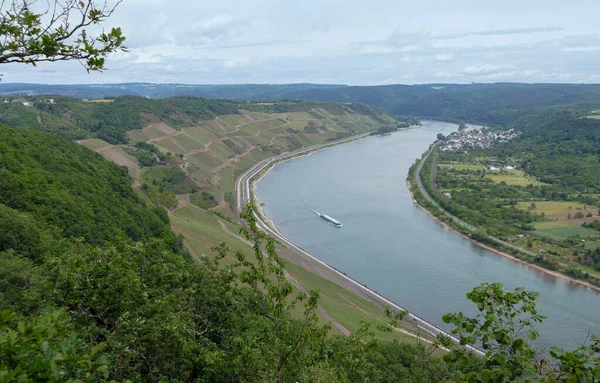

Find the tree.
[
  {"left": 529, "top": 202, "right": 537, "bottom": 210},
  {"left": 437, "top": 133, "right": 445, "bottom": 141},
  {"left": 0, "top": 0, "right": 126, "bottom": 72},
  {"left": 237, "top": 203, "right": 329, "bottom": 383},
  {"left": 439, "top": 282, "right": 600, "bottom": 382},
  {"left": 575, "top": 212, "right": 584, "bottom": 219},
  {"left": 0, "top": 309, "right": 109, "bottom": 381}
]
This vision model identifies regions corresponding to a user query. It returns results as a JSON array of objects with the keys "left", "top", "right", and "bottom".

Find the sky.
[{"left": 4, "top": 0, "right": 600, "bottom": 85}]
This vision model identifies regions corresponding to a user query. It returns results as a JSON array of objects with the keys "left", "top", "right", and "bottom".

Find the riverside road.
[{"left": 235, "top": 133, "right": 484, "bottom": 356}]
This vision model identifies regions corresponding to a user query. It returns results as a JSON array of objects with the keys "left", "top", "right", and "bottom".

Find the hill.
[{"left": 4, "top": 82, "right": 600, "bottom": 125}]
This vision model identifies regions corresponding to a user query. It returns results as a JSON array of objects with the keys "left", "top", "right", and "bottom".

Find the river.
[{"left": 255, "top": 120, "right": 600, "bottom": 350}]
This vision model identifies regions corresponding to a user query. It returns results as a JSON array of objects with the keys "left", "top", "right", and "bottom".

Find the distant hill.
[
  {"left": 4, "top": 82, "right": 600, "bottom": 126},
  {"left": 0, "top": 82, "right": 347, "bottom": 100}
]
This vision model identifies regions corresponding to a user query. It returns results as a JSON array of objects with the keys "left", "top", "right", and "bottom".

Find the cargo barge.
[{"left": 313, "top": 209, "right": 342, "bottom": 227}]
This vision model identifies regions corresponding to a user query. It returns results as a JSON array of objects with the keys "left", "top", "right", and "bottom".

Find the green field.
[
  {"left": 216, "top": 166, "right": 236, "bottom": 194},
  {"left": 187, "top": 151, "right": 222, "bottom": 169},
  {"left": 233, "top": 120, "right": 282, "bottom": 136},
  {"left": 585, "top": 240, "right": 600, "bottom": 250},
  {"left": 250, "top": 147, "right": 270, "bottom": 161},
  {"left": 127, "top": 129, "right": 150, "bottom": 141},
  {"left": 217, "top": 114, "right": 250, "bottom": 127},
  {"left": 284, "top": 262, "right": 418, "bottom": 342},
  {"left": 80, "top": 138, "right": 111, "bottom": 151},
  {"left": 143, "top": 124, "right": 177, "bottom": 140},
  {"left": 534, "top": 221, "right": 598, "bottom": 240},
  {"left": 171, "top": 205, "right": 250, "bottom": 256},
  {"left": 517, "top": 201, "right": 588, "bottom": 215},
  {"left": 487, "top": 169, "right": 546, "bottom": 186},
  {"left": 172, "top": 133, "right": 205, "bottom": 151},
  {"left": 181, "top": 127, "right": 210, "bottom": 145},
  {"left": 451, "top": 164, "right": 485, "bottom": 171},
  {"left": 153, "top": 137, "right": 186, "bottom": 155},
  {"left": 584, "top": 115, "right": 600, "bottom": 120}
]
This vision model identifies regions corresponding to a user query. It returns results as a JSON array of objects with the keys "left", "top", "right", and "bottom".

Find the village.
[{"left": 439, "top": 127, "right": 520, "bottom": 153}]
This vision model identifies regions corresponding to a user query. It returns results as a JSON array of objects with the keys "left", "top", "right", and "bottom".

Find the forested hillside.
[
  {"left": 0, "top": 95, "right": 391, "bottom": 143},
  {"left": 5, "top": 82, "right": 600, "bottom": 124}
]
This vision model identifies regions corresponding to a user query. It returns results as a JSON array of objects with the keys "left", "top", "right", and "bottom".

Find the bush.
[{"left": 190, "top": 191, "right": 218, "bottom": 210}]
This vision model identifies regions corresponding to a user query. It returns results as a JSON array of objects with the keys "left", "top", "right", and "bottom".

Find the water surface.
[{"left": 256, "top": 121, "right": 600, "bottom": 349}]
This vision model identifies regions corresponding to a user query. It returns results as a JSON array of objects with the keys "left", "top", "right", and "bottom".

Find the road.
[{"left": 235, "top": 134, "right": 485, "bottom": 356}]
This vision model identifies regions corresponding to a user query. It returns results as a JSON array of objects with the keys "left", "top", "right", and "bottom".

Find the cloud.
[
  {"left": 462, "top": 64, "right": 515, "bottom": 76},
  {"left": 3, "top": 0, "right": 600, "bottom": 84},
  {"left": 440, "top": 26, "right": 564, "bottom": 39},
  {"left": 434, "top": 54, "right": 453, "bottom": 62}
]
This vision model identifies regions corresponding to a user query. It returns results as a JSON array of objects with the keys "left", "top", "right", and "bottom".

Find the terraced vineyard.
[{"left": 82, "top": 106, "right": 395, "bottom": 223}]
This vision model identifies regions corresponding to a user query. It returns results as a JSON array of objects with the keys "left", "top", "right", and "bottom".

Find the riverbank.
[{"left": 409, "top": 152, "right": 600, "bottom": 294}]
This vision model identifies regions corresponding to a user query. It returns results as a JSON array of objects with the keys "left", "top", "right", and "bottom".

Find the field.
[
  {"left": 451, "top": 164, "right": 485, "bottom": 171},
  {"left": 517, "top": 201, "right": 589, "bottom": 216},
  {"left": 284, "top": 262, "right": 418, "bottom": 342},
  {"left": 153, "top": 137, "right": 186, "bottom": 155},
  {"left": 172, "top": 133, "right": 206, "bottom": 152},
  {"left": 79, "top": 138, "right": 111, "bottom": 151},
  {"left": 487, "top": 169, "right": 546, "bottom": 186},
  {"left": 585, "top": 240, "right": 600, "bottom": 250},
  {"left": 97, "top": 146, "right": 138, "bottom": 168},
  {"left": 533, "top": 221, "right": 599, "bottom": 240},
  {"left": 171, "top": 204, "right": 250, "bottom": 256}
]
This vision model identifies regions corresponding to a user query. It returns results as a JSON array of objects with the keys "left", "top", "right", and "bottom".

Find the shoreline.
[
  {"left": 406, "top": 180, "right": 600, "bottom": 294},
  {"left": 253, "top": 130, "right": 600, "bottom": 295}
]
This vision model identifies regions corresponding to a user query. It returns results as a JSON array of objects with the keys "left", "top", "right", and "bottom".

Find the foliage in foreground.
[
  {"left": 0, "top": 0, "right": 126, "bottom": 71},
  {"left": 440, "top": 282, "right": 600, "bottom": 382}
]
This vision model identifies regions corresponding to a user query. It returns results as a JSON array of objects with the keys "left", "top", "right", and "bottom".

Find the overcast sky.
[{"left": 4, "top": 0, "right": 600, "bottom": 84}]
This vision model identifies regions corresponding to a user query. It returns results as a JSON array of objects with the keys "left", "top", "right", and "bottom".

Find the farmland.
[
  {"left": 516, "top": 201, "right": 589, "bottom": 217},
  {"left": 533, "top": 221, "right": 599, "bottom": 241},
  {"left": 487, "top": 169, "right": 547, "bottom": 186}
]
